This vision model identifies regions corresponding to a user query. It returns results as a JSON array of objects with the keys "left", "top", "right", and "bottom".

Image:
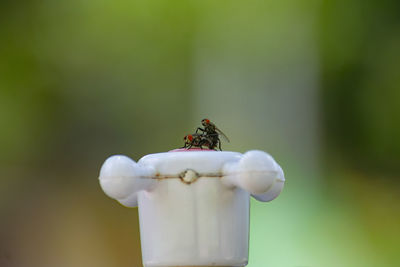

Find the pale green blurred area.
[{"left": 1, "top": 0, "right": 399, "bottom": 267}]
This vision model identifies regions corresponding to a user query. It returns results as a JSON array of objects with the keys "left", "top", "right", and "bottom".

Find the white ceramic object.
[{"left": 99, "top": 149, "right": 285, "bottom": 267}]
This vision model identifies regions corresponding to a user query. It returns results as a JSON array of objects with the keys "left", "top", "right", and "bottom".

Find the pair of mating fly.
[{"left": 182, "top": 119, "right": 230, "bottom": 150}]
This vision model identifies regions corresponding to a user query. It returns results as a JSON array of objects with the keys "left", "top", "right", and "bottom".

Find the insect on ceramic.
[{"left": 99, "top": 120, "right": 285, "bottom": 267}]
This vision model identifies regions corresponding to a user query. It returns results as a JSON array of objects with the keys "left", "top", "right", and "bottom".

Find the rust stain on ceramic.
[{"left": 151, "top": 170, "right": 223, "bottom": 184}]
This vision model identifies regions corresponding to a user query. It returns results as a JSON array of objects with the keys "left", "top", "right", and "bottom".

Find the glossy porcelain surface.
[{"left": 99, "top": 150, "right": 284, "bottom": 267}]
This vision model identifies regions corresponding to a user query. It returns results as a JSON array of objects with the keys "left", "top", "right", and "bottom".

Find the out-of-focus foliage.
[
  {"left": 320, "top": 0, "right": 400, "bottom": 170},
  {"left": 0, "top": 0, "right": 399, "bottom": 266}
]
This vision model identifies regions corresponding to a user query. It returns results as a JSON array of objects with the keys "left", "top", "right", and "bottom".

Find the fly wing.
[{"left": 215, "top": 126, "right": 230, "bottom": 143}]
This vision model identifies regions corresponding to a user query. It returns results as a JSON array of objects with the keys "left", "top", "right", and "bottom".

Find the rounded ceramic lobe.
[
  {"left": 222, "top": 150, "right": 285, "bottom": 201},
  {"left": 98, "top": 155, "right": 156, "bottom": 207}
]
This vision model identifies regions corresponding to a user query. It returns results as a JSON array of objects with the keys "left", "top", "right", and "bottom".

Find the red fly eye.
[
  {"left": 205, "top": 119, "right": 210, "bottom": 124},
  {"left": 188, "top": 135, "right": 193, "bottom": 141}
]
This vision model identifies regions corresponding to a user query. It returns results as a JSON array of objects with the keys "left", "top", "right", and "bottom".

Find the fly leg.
[
  {"left": 196, "top": 127, "right": 205, "bottom": 134},
  {"left": 181, "top": 142, "right": 187, "bottom": 149},
  {"left": 199, "top": 138, "right": 207, "bottom": 150}
]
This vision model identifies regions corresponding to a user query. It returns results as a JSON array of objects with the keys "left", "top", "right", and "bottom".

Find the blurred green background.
[{"left": 1, "top": 0, "right": 399, "bottom": 266}]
